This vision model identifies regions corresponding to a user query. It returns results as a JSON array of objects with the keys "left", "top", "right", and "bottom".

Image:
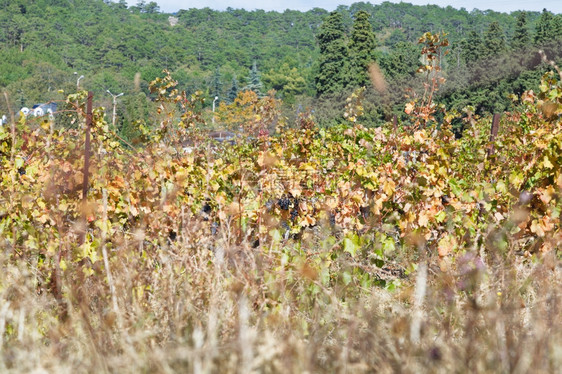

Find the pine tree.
[
  {"left": 555, "top": 15, "right": 562, "bottom": 38},
  {"left": 481, "top": 21, "right": 506, "bottom": 58},
  {"left": 348, "top": 10, "right": 377, "bottom": 87},
  {"left": 315, "top": 11, "right": 348, "bottom": 97},
  {"left": 535, "top": 9, "right": 556, "bottom": 44},
  {"left": 227, "top": 76, "right": 239, "bottom": 103},
  {"left": 243, "top": 61, "right": 264, "bottom": 97},
  {"left": 512, "top": 12, "right": 530, "bottom": 50},
  {"left": 210, "top": 66, "right": 222, "bottom": 102},
  {"left": 460, "top": 31, "right": 483, "bottom": 66}
]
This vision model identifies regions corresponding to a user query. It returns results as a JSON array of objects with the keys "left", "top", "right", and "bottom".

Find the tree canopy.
[{"left": 0, "top": 0, "right": 561, "bottom": 129}]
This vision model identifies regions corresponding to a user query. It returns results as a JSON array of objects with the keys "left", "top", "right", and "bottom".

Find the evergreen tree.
[
  {"left": 227, "top": 76, "right": 239, "bottom": 103},
  {"left": 243, "top": 61, "right": 264, "bottom": 97},
  {"left": 315, "top": 11, "right": 348, "bottom": 97},
  {"left": 512, "top": 12, "right": 530, "bottom": 50},
  {"left": 210, "top": 66, "right": 222, "bottom": 102},
  {"left": 130, "top": 0, "right": 146, "bottom": 13},
  {"left": 348, "top": 10, "right": 377, "bottom": 87},
  {"left": 380, "top": 41, "right": 419, "bottom": 79},
  {"left": 144, "top": 1, "right": 160, "bottom": 13},
  {"left": 482, "top": 21, "right": 506, "bottom": 58},
  {"left": 535, "top": 9, "right": 556, "bottom": 44},
  {"left": 460, "top": 31, "right": 483, "bottom": 66},
  {"left": 556, "top": 15, "right": 562, "bottom": 37}
]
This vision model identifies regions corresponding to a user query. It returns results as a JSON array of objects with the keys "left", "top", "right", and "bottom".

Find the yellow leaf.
[
  {"left": 418, "top": 211, "right": 429, "bottom": 227},
  {"left": 383, "top": 179, "right": 396, "bottom": 196},
  {"left": 289, "top": 185, "right": 302, "bottom": 198},
  {"left": 414, "top": 131, "right": 426, "bottom": 143},
  {"left": 530, "top": 219, "right": 545, "bottom": 237},
  {"left": 541, "top": 216, "right": 554, "bottom": 232},
  {"left": 74, "top": 172, "right": 84, "bottom": 186},
  {"left": 438, "top": 256, "right": 451, "bottom": 272},
  {"left": 325, "top": 197, "right": 338, "bottom": 210},
  {"left": 538, "top": 186, "right": 554, "bottom": 204},
  {"left": 210, "top": 180, "right": 220, "bottom": 191},
  {"left": 405, "top": 102, "right": 415, "bottom": 115}
]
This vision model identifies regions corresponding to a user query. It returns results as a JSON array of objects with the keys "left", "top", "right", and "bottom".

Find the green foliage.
[
  {"left": 227, "top": 76, "right": 239, "bottom": 104},
  {"left": 210, "top": 66, "right": 222, "bottom": 102},
  {"left": 512, "top": 12, "right": 530, "bottom": 50},
  {"left": 379, "top": 41, "right": 420, "bottom": 79},
  {"left": 348, "top": 10, "right": 377, "bottom": 87},
  {"left": 482, "top": 21, "right": 507, "bottom": 58},
  {"left": 0, "top": 1, "right": 560, "bottom": 126},
  {"left": 243, "top": 61, "right": 264, "bottom": 98},
  {"left": 535, "top": 9, "right": 558, "bottom": 44},
  {"left": 460, "top": 30, "right": 483, "bottom": 66},
  {"left": 315, "top": 11, "right": 349, "bottom": 96},
  {"left": 262, "top": 63, "right": 307, "bottom": 103},
  {"left": 117, "top": 92, "right": 154, "bottom": 143}
]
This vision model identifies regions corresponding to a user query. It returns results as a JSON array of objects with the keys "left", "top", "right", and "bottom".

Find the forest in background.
[{"left": 1, "top": 0, "right": 562, "bottom": 135}]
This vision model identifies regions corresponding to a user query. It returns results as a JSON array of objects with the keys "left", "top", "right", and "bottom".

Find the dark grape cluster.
[
  {"left": 18, "top": 167, "right": 26, "bottom": 175},
  {"left": 168, "top": 230, "right": 177, "bottom": 242},
  {"left": 201, "top": 201, "right": 212, "bottom": 214},
  {"left": 281, "top": 220, "right": 290, "bottom": 231},
  {"left": 290, "top": 208, "right": 299, "bottom": 221},
  {"left": 200, "top": 200, "right": 212, "bottom": 221},
  {"left": 277, "top": 196, "right": 292, "bottom": 210}
]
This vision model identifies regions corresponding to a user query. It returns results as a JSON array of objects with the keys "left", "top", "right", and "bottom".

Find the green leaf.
[
  {"left": 382, "top": 235, "right": 396, "bottom": 253},
  {"left": 342, "top": 271, "right": 352, "bottom": 285},
  {"left": 448, "top": 178, "right": 464, "bottom": 196},
  {"left": 496, "top": 180, "right": 508, "bottom": 194},
  {"left": 15, "top": 157, "right": 24, "bottom": 169},
  {"left": 343, "top": 233, "right": 360, "bottom": 257},
  {"left": 435, "top": 210, "right": 447, "bottom": 223},
  {"left": 269, "top": 229, "right": 282, "bottom": 243},
  {"left": 509, "top": 171, "right": 525, "bottom": 189}
]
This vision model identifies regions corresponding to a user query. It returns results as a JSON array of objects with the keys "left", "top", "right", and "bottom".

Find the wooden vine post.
[
  {"left": 79, "top": 91, "right": 93, "bottom": 245},
  {"left": 487, "top": 113, "right": 501, "bottom": 156}
]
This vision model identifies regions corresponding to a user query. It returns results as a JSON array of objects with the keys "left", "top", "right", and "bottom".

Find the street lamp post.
[
  {"left": 106, "top": 90, "right": 124, "bottom": 128},
  {"left": 74, "top": 72, "right": 84, "bottom": 90},
  {"left": 212, "top": 96, "right": 218, "bottom": 125}
]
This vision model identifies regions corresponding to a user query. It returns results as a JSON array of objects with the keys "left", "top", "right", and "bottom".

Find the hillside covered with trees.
[{"left": 1, "top": 0, "right": 562, "bottom": 134}]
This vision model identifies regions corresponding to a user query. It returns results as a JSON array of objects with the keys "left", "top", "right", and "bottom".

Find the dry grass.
[{"left": 0, "top": 217, "right": 560, "bottom": 374}]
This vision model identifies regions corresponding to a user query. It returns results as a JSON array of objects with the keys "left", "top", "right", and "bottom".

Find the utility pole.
[{"left": 106, "top": 90, "right": 123, "bottom": 128}]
